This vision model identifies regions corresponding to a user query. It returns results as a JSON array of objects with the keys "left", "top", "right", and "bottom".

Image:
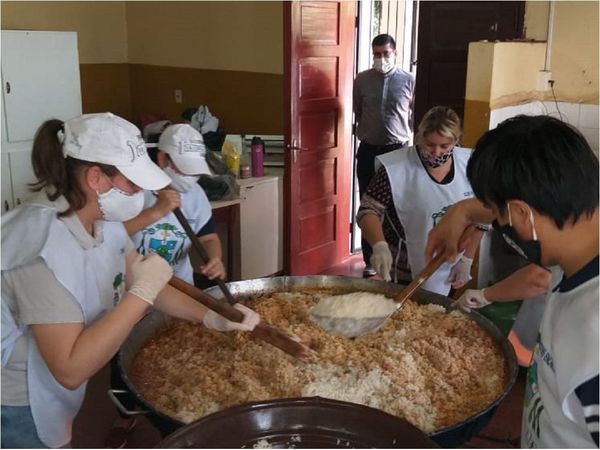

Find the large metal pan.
[{"left": 115, "top": 276, "right": 518, "bottom": 447}]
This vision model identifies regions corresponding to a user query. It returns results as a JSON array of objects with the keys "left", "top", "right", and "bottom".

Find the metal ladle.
[
  {"left": 310, "top": 252, "right": 445, "bottom": 338},
  {"left": 311, "top": 225, "right": 478, "bottom": 338}
]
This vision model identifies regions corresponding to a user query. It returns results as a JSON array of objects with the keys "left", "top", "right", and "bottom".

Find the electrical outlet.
[
  {"left": 537, "top": 71, "right": 552, "bottom": 91},
  {"left": 174, "top": 89, "right": 183, "bottom": 104}
]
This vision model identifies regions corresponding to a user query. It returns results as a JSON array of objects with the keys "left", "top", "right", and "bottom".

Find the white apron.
[
  {"left": 131, "top": 185, "right": 212, "bottom": 283},
  {"left": 1, "top": 201, "right": 128, "bottom": 448},
  {"left": 377, "top": 146, "right": 473, "bottom": 295},
  {"left": 522, "top": 276, "right": 598, "bottom": 448}
]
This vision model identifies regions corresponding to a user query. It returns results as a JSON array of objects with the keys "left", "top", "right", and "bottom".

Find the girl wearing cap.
[
  {"left": 125, "top": 123, "right": 225, "bottom": 285},
  {"left": 0, "top": 113, "right": 260, "bottom": 449}
]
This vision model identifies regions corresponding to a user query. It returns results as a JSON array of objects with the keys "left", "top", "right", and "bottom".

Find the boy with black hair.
[{"left": 425, "top": 115, "right": 598, "bottom": 448}]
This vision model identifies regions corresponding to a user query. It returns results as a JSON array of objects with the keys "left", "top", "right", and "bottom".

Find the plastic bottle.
[
  {"left": 250, "top": 136, "right": 265, "bottom": 177},
  {"left": 239, "top": 152, "right": 251, "bottom": 179}
]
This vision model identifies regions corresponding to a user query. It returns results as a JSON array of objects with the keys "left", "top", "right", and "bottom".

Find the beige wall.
[
  {"left": 1, "top": 1, "right": 128, "bottom": 64},
  {"left": 125, "top": 1, "right": 283, "bottom": 74},
  {"left": 464, "top": 42, "right": 546, "bottom": 146},
  {"left": 524, "top": 1, "right": 549, "bottom": 41},
  {"left": 1, "top": 1, "right": 284, "bottom": 130},
  {"left": 522, "top": 1, "right": 598, "bottom": 104},
  {"left": 464, "top": 44, "right": 494, "bottom": 102},
  {"left": 1, "top": 1, "right": 283, "bottom": 72},
  {"left": 550, "top": 1, "right": 599, "bottom": 103},
  {"left": 490, "top": 42, "right": 546, "bottom": 107}
]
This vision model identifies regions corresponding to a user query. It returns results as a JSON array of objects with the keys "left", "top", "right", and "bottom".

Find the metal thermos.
[{"left": 250, "top": 136, "right": 265, "bottom": 177}]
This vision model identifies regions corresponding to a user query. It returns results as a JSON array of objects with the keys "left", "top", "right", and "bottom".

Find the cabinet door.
[
  {"left": 9, "top": 149, "right": 36, "bottom": 207},
  {"left": 1, "top": 153, "right": 13, "bottom": 213},
  {"left": 240, "top": 179, "right": 281, "bottom": 279},
  {"left": 1, "top": 30, "right": 82, "bottom": 143}
]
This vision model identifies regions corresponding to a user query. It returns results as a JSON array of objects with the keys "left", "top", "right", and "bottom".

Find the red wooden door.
[{"left": 283, "top": 1, "right": 356, "bottom": 275}]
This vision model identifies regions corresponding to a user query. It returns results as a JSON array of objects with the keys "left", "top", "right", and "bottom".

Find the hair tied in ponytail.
[{"left": 56, "top": 128, "right": 67, "bottom": 157}]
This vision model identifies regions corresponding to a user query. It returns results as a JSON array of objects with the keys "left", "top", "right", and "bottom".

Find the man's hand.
[{"left": 370, "top": 241, "right": 392, "bottom": 281}]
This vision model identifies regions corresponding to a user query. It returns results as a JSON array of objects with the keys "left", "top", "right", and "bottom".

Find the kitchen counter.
[{"left": 207, "top": 174, "right": 283, "bottom": 281}]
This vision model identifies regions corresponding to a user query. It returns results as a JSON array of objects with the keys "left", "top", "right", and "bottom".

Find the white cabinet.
[
  {"left": 239, "top": 176, "right": 283, "bottom": 279},
  {"left": 1, "top": 145, "right": 38, "bottom": 212},
  {"left": 2, "top": 30, "right": 81, "bottom": 143},
  {"left": 1, "top": 30, "right": 82, "bottom": 213},
  {"left": 1, "top": 153, "right": 12, "bottom": 212}
]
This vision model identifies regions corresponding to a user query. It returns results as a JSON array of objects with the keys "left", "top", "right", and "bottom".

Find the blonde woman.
[{"left": 358, "top": 106, "right": 482, "bottom": 295}]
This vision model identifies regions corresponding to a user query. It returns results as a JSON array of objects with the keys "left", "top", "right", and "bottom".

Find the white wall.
[{"left": 490, "top": 102, "right": 599, "bottom": 156}]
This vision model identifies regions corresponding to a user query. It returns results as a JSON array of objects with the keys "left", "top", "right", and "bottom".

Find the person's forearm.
[
  {"left": 483, "top": 265, "right": 552, "bottom": 302},
  {"left": 198, "top": 233, "right": 222, "bottom": 260},
  {"left": 463, "top": 228, "right": 484, "bottom": 259},
  {"left": 425, "top": 198, "right": 493, "bottom": 263},
  {"left": 358, "top": 213, "right": 385, "bottom": 246},
  {"left": 32, "top": 294, "right": 149, "bottom": 390},
  {"left": 153, "top": 283, "right": 208, "bottom": 323},
  {"left": 124, "top": 207, "right": 166, "bottom": 236},
  {"left": 459, "top": 198, "right": 495, "bottom": 224}
]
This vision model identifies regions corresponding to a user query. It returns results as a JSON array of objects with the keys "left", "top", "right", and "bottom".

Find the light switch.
[{"left": 174, "top": 89, "right": 183, "bottom": 104}]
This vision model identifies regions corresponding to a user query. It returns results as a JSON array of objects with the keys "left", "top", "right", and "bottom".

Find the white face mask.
[
  {"left": 97, "top": 177, "right": 145, "bottom": 222},
  {"left": 163, "top": 166, "right": 200, "bottom": 193},
  {"left": 373, "top": 56, "right": 395, "bottom": 73}
]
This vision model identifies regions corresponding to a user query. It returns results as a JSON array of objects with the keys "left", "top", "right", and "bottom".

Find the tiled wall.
[{"left": 489, "top": 101, "right": 599, "bottom": 156}]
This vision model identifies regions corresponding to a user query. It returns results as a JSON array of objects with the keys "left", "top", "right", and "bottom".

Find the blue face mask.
[{"left": 492, "top": 203, "right": 542, "bottom": 265}]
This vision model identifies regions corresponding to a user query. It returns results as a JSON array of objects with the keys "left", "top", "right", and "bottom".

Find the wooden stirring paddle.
[
  {"left": 171, "top": 205, "right": 238, "bottom": 305},
  {"left": 169, "top": 276, "right": 316, "bottom": 362},
  {"left": 167, "top": 195, "right": 314, "bottom": 361}
]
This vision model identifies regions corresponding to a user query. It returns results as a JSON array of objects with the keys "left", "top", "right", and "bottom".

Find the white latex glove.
[
  {"left": 128, "top": 253, "right": 173, "bottom": 305},
  {"left": 447, "top": 255, "right": 473, "bottom": 288},
  {"left": 370, "top": 241, "right": 393, "bottom": 282},
  {"left": 455, "top": 289, "right": 491, "bottom": 312},
  {"left": 202, "top": 304, "right": 260, "bottom": 332}
]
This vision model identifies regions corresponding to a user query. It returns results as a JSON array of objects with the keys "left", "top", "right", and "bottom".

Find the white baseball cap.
[
  {"left": 63, "top": 113, "right": 171, "bottom": 190},
  {"left": 158, "top": 124, "right": 211, "bottom": 175}
]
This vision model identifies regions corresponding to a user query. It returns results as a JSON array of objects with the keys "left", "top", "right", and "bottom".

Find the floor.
[{"left": 71, "top": 253, "right": 525, "bottom": 448}]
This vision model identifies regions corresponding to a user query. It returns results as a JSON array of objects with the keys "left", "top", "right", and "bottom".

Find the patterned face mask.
[{"left": 417, "top": 146, "right": 454, "bottom": 168}]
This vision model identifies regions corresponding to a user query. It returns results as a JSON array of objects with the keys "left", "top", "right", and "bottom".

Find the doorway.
[
  {"left": 350, "top": 0, "right": 525, "bottom": 259},
  {"left": 350, "top": 0, "right": 417, "bottom": 256},
  {"left": 414, "top": 1, "right": 525, "bottom": 126}
]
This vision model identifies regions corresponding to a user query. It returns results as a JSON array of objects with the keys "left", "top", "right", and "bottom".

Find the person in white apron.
[
  {"left": 127, "top": 124, "right": 223, "bottom": 286},
  {"left": 106, "top": 124, "right": 224, "bottom": 447},
  {"left": 358, "top": 106, "right": 482, "bottom": 296},
  {"left": 1, "top": 113, "right": 260, "bottom": 449},
  {"left": 425, "top": 115, "right": 598, "bottom": 448}
]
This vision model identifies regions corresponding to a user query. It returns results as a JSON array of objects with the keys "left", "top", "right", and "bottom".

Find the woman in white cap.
[
  {"left": 0, "top": 113, "right": 260, "bottom": 449},
  {"left": 106, "top": 123, "right": 224, "bottom": 446},
  {"left": 125, "top": 123, "right": 224, "bottom": 285}
]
